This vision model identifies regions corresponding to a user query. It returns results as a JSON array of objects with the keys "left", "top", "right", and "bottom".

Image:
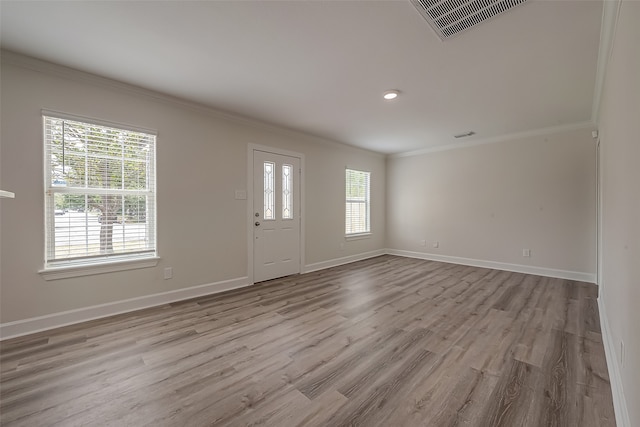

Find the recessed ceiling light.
[{"left": 383, "top": 90, "right": 399, "bottom": 100}]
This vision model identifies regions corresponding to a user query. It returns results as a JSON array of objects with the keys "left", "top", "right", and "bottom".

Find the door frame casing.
[
  {"left": 247, "top": 143, "right": 305, "bottom": 284},
  {"left": 596, "top": 137, "right": 603, "bottom": 288}
]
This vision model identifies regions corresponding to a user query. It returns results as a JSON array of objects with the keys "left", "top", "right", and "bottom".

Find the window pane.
[
  {"left": 87, "top": 157, "right": 123, "bottom": 189},
  {"left": 48, "top": 193, "right": 153, "bottom": 261},
  {"left": 264, "top": 161, "right": 275, "bottom": 220},
  {"left": 124, "top": 158, "right": 148, "bottom": 190},
  {"left": 282, "top": 164, "right": 293, "bottom": 219}
]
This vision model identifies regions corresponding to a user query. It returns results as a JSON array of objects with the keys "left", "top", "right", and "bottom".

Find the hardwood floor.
[{"left": 0, "top": 255, "right": 616, "bottom": 426}]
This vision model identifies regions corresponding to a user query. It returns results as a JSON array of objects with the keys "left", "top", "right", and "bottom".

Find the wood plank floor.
[{"left": 0, "top": 255, "right": 616, "bottom": 426}]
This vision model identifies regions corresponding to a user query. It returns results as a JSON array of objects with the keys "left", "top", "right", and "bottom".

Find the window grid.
[{"left": 44, "top": 115, "right": 156, "bottom": 267}]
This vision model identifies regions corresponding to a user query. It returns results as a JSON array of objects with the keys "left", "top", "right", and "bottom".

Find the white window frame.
[
  {"left": 345, "top": 168, "right": 371, "bottom": 237},
  {"left": 39, "top": 111, "right": 159, "bottom": 280}
]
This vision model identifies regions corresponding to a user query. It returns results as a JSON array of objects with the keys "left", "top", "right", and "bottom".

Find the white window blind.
[
  {"left": 345, "top": 168, "right": 370, "bottom": 235},
  {"left": 43, "top": 114, "right": 156, "bottom": 267}
]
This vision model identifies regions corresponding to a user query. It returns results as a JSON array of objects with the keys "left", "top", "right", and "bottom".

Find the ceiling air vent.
[
  {"left": 453, "top": 131, "right": 475, "bottom": 138},
  {"left": 411, "top": 0, "right": 528, "bottom": 40}
]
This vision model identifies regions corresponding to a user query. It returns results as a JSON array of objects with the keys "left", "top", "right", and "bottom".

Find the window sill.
[
  {"left": 39, "top": 256, "right": 160, "bottom": 281},
  {"left": 345, "top": 233, "right": 372, "bottom": 241}
]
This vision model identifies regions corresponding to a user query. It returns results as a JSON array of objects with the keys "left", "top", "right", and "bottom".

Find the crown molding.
[
  {"left": 389, "top": 121, "right": 595, "bottom": 159},
  {"left": 591, "top": 0, "right": 623, "bottom": 124},
  {"left": 0, "top": 49, "right": 384, "bottom": 159}
]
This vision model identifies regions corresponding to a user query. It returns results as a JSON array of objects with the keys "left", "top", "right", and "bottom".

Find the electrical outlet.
[
  {"left": 433, "top": 241, "right": 439, "bottom": 248},
  {"left": 522, "top": 249, "right": 531, "bottom": 257},
  {"left": 340, "top": 242, "right": 345, "bottom": 250},
  {"left": 420, "top": 239, "right": 426, "bottom": 247},
  {"left": 164, "top": 267, "right": 173, "bottom": 280}
]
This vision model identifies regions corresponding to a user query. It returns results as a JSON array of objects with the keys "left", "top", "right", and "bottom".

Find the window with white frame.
[
  {"left": 345, "top": 168, "right": 370, "bottom": 235},
  {"left": 43, "top": 114, "right": 156, "bottom": 268}
]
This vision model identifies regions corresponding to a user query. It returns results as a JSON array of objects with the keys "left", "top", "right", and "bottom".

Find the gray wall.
[
  {"left": 386, "top": 128, "right": 597, "bottom": 277},
  {"left": 597, "top": 2, "right": 640, "bottom": 424},
  {"left": 0, "top": 54, "right": 385, "bottom": 323}
]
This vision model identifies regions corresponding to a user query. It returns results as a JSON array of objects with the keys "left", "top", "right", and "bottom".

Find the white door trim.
[
  {"left": 596, "top": 138, "right": 602, "bottom": 287},
  {"left": 247, "top": 144, "right": 305, "bottom": 284}
]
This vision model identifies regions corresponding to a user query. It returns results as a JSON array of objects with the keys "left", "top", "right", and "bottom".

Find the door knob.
[{"left": 255, "top": 221, "right": 260, "bottom": 226}]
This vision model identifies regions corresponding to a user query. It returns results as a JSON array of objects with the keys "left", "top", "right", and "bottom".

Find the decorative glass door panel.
[
  {"left": 263, "top": 162, "right": 275, "bottom": 220},
  {"left": 282, "top": 164, "right": 293, "bottom": 220}
]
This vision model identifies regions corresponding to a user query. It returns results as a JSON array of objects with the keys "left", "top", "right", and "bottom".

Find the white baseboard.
[
  {"left": 0, "top": 249, "right": 597, "bottom": 341},
  {"left": 598, "top": 297, "right": 631, "bottom": 427},
  {"left": 385, "top": 249, "right": 596, "bottom": 282},
  {"left": 0, "top": 276, "right": 250, "bottom": 341},
  {"left": 2, "top": 248, "right": 386, "bottom": 340},
  {"left": 304, "top": 249, "right": 386, "bottom": 273}
]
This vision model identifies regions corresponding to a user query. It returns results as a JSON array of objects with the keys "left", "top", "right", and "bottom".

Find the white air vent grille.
[{"left": 411, "top": 0, "right": 528, "bottom": 40}]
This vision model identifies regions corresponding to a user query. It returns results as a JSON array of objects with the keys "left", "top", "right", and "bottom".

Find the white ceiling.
[{"left": 0, "top": 0, "right": 603, "bottom": 154}]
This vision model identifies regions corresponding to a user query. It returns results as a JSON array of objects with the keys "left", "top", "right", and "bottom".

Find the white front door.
[{"left": 253, "top": 149, "right": 301, "bottom": 282}]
